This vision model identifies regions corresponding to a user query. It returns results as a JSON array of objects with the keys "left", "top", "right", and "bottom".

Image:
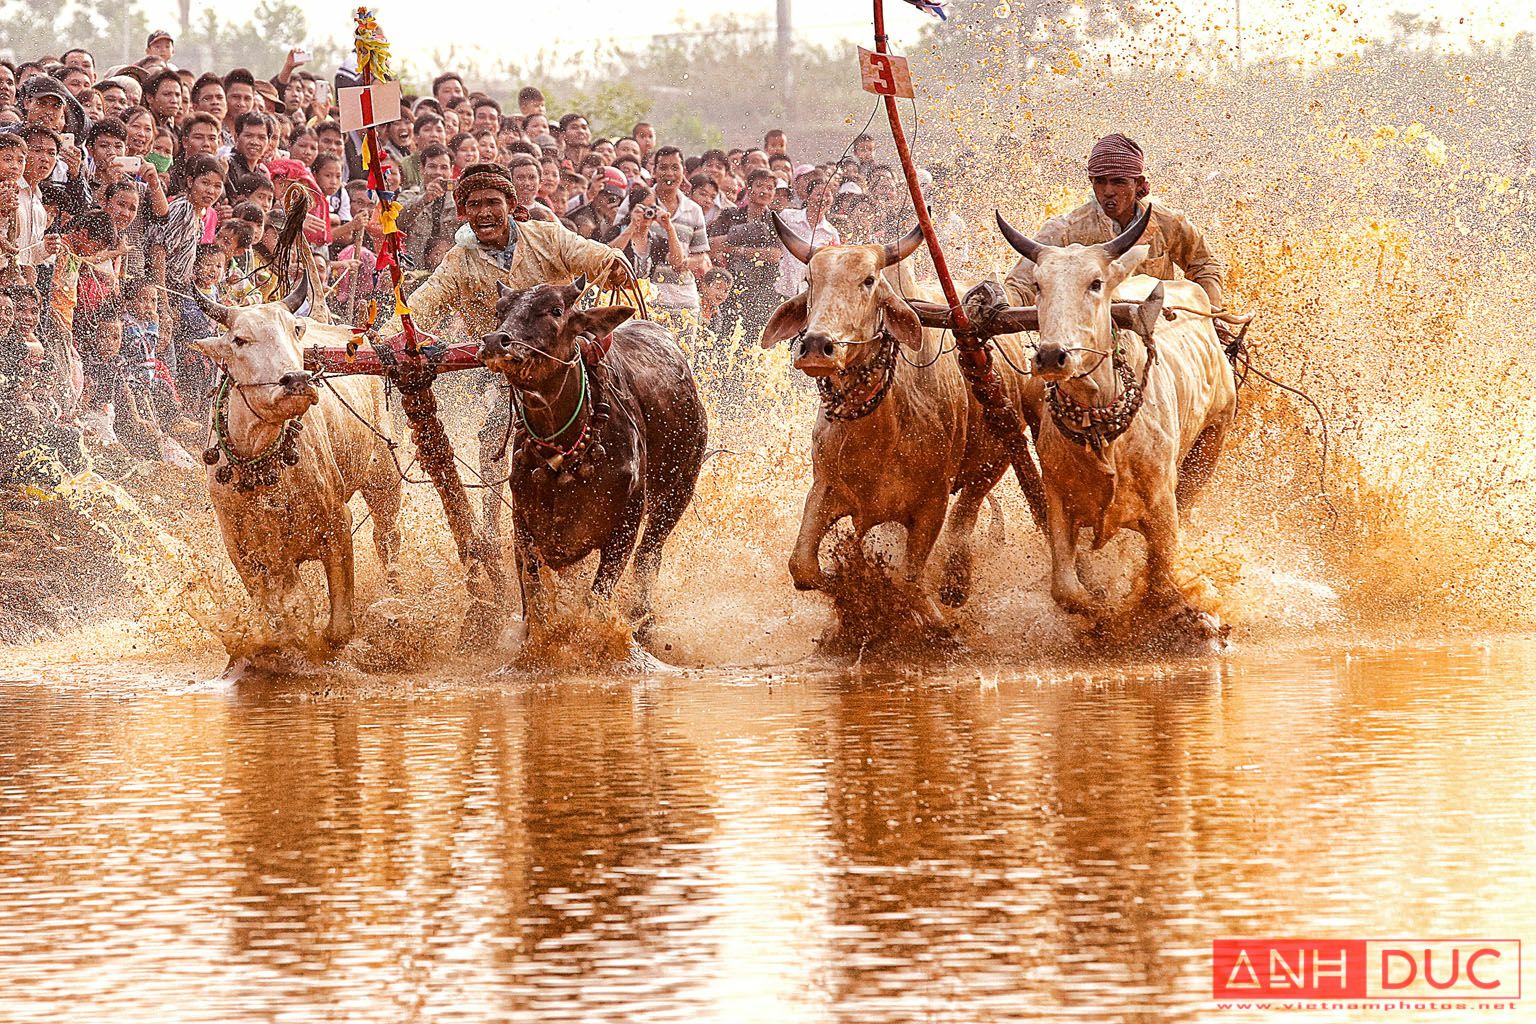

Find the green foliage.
[
  {"left": 551, "top": 80, "right": 653, "bottom": 140},
  {"left": 1, "top": 0, "right": 150, "bottom": 67}
]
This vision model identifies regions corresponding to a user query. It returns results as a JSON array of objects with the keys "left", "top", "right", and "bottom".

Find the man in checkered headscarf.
[{"left": 1004, "top": 133, "right": 1226, "bottom": 311}]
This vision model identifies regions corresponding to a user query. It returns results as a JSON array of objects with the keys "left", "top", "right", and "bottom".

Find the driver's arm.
[{"left": 1165, "top": 208, "right": 1226, "bottom": 309}]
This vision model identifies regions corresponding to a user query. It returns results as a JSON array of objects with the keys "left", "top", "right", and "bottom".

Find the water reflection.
[{"left": 0, "top": 640, "right": 1532, "bottom": 1023}]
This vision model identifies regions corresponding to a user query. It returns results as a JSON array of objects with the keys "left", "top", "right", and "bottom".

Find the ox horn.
[
  {"left": 995, "top": 211, "right": 1046, "bottom": 264},
  {"left": 1102, "top": 201, "right": 1154, "bottom": 259},
  {"left": 771, "top": 211, "right": 815, "bottom": 265},
  {"left": 192, "top": 286, "right": 236, "bottom": 327},
  {"left": 882, "top": 223, "right": 926, "bottom": 268},
  {"left": 280, "top": 270, "right": 310, "bottom": 314}
]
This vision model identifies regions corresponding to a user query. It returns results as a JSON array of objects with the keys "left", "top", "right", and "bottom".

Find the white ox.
[
  {"left": 761, "top": 218, "right": 1042, "bottom": 625},
  {"left": 996, "top": 206, "right": 1235, "bottom": 625},
  {"left": 191, "top": 278, "right": 401, "bottom": 652}
]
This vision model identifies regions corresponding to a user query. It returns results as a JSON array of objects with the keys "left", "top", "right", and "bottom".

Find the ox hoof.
[
  {"left": 1174, "top": 606, "right": 1230, "bottom": 644},
  {"left": 322, "top": 620, "right": 355, "bottom": 652},
  {"left": 790, "top": 569, "right": 826, "bottom": 592}
]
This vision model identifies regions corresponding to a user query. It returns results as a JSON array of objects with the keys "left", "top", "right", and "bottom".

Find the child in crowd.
[
  {"left": 700, "top": 267, "right": 734, "bottom": 336},
  {"left": 115, "top": 276, "right": 196, "bottom": 463},
  {"left": 312, "top": 153, "right": 350, "bottom": 228},
  {"left": 0, "top": 135, "right": 27, "bottom": 279},
  {"left": 75, "top": 303, "right": 123, "bottom": 445},
  {"left": 213, "top": 218, "right": 258, "bottom": 305}
]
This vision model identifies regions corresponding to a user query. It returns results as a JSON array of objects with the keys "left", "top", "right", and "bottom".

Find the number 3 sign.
[{"left": 859, "top": 47, "right": 915, "bottom": 98}]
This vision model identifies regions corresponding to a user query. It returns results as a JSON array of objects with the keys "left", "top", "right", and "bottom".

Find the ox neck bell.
[
  {"left": 512, "top": 362, "right": 612, "bottom": 486},
  {"left": 814, "top": 322, "right": 898, "bottom": 422},
  {"left": 1046, "top": 329, "right": 1156, "bottom": 454},
  {"left": 204, "top": 374, "right": 304, "bottom": 493}
]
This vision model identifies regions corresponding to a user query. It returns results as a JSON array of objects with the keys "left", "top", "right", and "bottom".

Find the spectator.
[
  {"left": 221, "top": 68, "right": 258, "bottom": 138},
  {"left": 559, "top": 112, "right": 592, "bottom": 167},
  {"left": 432, "top": 73, "right": 466, "bottom": 107},
  {"left": 700, "top": 267, "right": 733, "bottom": 335},
  {"left": 312, "top": 152, "right": 349, "bottom": 227},
  {"left": 121, "top": 106, "right": 155, "bottom": 159},
  {"left": 517, "top": 86, "right": 544, "bottom": 118},
  {"left": 508, "top": 155, "right": 554, "bottom": 222},
  {"left": 224, "top": 111, "right": 269, "bottom": 201},
  {"left": 853, "top": 132, "right": 878, "bottom": 176},
  {"left": 396, "top": 142, "right": 457, "bottom": 267},
  {"left": 633, "top": 122, "right": 656, "bottom": 162},
  {"left": 448, "top": 132, "right": 479, "bottom": 175},
  {"left": 144, "top": 68, "right": 182, "bottom": 127},
  {"left": 774, "top": 167, "right": 838, "bottom": 300},
  {"left": 146, "top": 152, "right": 224, "bottom": 406},
  {"left": 707, "top": 168, "right": 780, "bottom": 338},
  {"left": 95, "top": 80, "right": 130, "bottom": 119},
  {"left": 145, "top": 30, "right": 176, "bottom": 69},
  {"left": 627, "top": 145, "right": 709, "bottom": 330}
]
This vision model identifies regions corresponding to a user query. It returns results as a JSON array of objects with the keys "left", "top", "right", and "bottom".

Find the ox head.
[
  {"left": 189, "top": 276, "right": 318, "bottom": 421},
  {"left": 996, "top": 203, "right": 1152, "bottom": 382},
  {"left": 760, "top": 214, "right": 926, "bottom": 378},
  {"left": 478, "top": 277, "right": 634, "bottom": 389}
]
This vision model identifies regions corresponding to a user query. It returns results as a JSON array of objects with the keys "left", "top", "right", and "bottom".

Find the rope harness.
[
  {"left": 202, "top": 373, "right": 305, "bottom": 492},
  {"left": 509, "top": 340, "right": 614, "bottom": 485},
  {"left": 1045, "top": 328, "right": 1157, "bottom": 454},
  {"left": 807, "top": 316, "right": 899, "bottom": 422}
]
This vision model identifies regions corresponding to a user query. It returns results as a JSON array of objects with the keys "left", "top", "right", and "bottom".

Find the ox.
[
  {"left": 761, "top": 217, "right": 1043, "bottom": 626},
  {"left": 996, "top": 205, "right": 1235, "bottom": 627},
  {"left": 191, "top": 277, "right": 402, "bottom": 652},
  {"left": 478, "top": 279, "right": 707, "bottom": 637}
]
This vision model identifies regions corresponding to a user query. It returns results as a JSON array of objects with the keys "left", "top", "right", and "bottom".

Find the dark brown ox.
[
  {"left": 478, "top": 280, "right": 707, "bottom": 636},
  {"left": 761, "top": 217, "right": 1043, "bottom": 626},
  {"left": 996, "top": 205, "right": 1235, "bottom": 628},
  {"left": 190, "top": 275, "right": 402, "bottom": 652}
]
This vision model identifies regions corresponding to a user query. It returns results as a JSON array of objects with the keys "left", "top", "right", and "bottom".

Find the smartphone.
[
  {"left": 59, "top": 133, "right": 75, "bottom": 148},
  {"left": 292, "top": 47, "right": 310, "bottom": 65},
  {"left": 113, "top": 155, "right": 144, "bottom": 174}
]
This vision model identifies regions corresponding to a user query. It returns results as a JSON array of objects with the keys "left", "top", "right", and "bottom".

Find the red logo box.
[{"left": 1213, "top": 939, "right": 1522, "bottom": 1000}]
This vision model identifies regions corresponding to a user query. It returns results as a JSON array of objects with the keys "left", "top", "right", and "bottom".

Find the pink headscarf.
[{"left": 1086, "top": 134, "right": 1145, "bottom": 179}]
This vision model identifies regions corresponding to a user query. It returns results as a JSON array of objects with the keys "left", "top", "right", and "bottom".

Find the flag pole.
[{"left": 352, "top": 7, "right": 418, "bottom": 355}]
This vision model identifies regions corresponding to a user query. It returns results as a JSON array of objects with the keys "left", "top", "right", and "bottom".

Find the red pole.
[
  {"left": 872, "top": 0, "right": 973, "bottom": 341},
  {"left": 870, "top": 0, "right": 1048, "bottom": 525},
  {"left": 354, "top": 11, "right": 419, "bottom": 355}
]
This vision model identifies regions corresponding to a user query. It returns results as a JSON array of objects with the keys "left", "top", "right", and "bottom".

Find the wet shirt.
[
  {"left": 146, "top": 197, "right": 207, "bottom": 289},
  {"left": 773, "top": 207, "right": 840, "bottom": 299},
  {"left": 708, "top": 207, "right": 780, "bottom": 308},
  {"left": 1003, "top": 196, "right": 1225, "bottom": 305}
]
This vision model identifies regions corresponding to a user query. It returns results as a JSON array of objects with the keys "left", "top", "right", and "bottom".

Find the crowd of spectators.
[{"left": 0, "top": 30, "right": 928, "bottom": 482}]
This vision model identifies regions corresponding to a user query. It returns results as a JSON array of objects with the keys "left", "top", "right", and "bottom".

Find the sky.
[{"left": 135, "top": 0, "right": 1536, "bottom": 71}]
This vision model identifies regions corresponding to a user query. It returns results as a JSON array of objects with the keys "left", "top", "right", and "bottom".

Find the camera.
[{"left": 637, "top": 205, "right": 660, "bottom": 219}]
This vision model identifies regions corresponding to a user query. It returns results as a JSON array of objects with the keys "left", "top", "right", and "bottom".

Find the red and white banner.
[{"left": 337, "top": 81, "right": 403, "bottom": 131}]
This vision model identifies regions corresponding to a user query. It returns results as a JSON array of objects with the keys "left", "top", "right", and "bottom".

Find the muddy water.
[{"left": 1, "top": 637, "right": 1532, "bottom": 1023}]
